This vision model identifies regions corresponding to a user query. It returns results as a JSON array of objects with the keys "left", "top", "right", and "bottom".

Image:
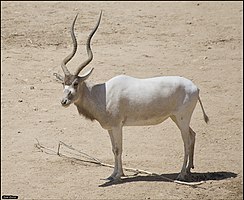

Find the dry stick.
[
  {"left": 35, "top": 138, "right": 57, "bottom": 155},
  {"left": 58, "top": 141, "right": 102, "bottom": 163},
  {"left": 35, "top": 139, "right": 205, "bottom": 186},
  {"left": 58, "top": 141, "right": 205, "bottom": 186}
]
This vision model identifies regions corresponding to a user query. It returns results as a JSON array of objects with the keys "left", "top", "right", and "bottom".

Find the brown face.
[
  {"left": 61, "top": 75, "right": 82, "bottom": 107},
  {"left": 60, "top": 68, "right": 94, "bottom": 107}
]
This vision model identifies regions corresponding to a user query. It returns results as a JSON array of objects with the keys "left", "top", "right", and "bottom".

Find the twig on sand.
[{"left": 34, "top": 139, "right": 205, "bottom": 186}]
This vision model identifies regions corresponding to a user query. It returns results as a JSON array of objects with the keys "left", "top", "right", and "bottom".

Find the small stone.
[
  {"left": 18, "top": 99, "right": 23, "bottom": 102},
  {"left": 204, "top": 56, "right": 208, "bottom": 59},
  {"left": 30, "top": 86, "right": 35, "bottom": 90}
]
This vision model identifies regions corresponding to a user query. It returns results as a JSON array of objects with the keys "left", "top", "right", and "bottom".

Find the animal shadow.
[{"left": 99, "top": 171, "right": 237, "bottom": 187}]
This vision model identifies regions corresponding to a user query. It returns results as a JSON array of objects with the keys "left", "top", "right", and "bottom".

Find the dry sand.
[{"left": 1, "top": 1, "right": 243, "bottom": 199}]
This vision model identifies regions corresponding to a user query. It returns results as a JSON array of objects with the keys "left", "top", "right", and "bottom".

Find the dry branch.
[{"left": 35, "top": 139, "right": 205, "bottom": 186}]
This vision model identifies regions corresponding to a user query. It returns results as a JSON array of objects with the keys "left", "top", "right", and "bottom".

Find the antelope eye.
[{"left": 73, "top": 82, "right": 79, "bottom": 87}]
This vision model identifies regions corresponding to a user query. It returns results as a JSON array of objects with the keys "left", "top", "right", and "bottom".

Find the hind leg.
[
  {"left": 186, "top": 127, "right": 196, "bottom": 174},
  {"left": 171, "top": 115, "right": 191, "bottom": 180}
]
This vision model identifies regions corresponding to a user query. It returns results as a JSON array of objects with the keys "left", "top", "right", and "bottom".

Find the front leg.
[{"left": 107, "top": 126, "right": 124, "bottom": 181}]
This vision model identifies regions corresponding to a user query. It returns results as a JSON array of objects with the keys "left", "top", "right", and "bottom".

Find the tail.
[{"left": 198, "top": 93, "right": 209, "bottom": 124}]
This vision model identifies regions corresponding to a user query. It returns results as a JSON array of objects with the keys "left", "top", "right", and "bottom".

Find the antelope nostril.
[{"left": 61, "top": 99, "right": 67, "bottom": 105}]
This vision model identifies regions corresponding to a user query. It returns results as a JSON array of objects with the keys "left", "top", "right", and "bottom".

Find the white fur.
[
  {"left": 62, "top": 74, "right": 208, "bottom": 181},
  {"left": 64, "top": 85, "right": 75, "bottom": 94}
]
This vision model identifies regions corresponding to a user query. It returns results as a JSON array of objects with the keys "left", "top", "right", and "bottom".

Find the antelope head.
[{"left": 59, "top": 11, "right": 102, "bottom": 107}]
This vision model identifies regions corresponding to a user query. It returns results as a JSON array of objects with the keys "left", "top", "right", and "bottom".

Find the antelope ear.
[
  {"left": 53, "top": 73, "right": 64, "bottom": 83},
  {"left": 79, "top": 68, "right": 94, "bottom": 81}
]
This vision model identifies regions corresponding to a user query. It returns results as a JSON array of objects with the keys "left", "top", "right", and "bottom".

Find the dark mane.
[{"left": 75, "top": 104, "right": 96, "bottom": 121}]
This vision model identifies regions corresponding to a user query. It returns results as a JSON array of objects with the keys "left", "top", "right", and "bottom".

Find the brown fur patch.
[
  {"left": 64, "top": 75, "right": 79, "bottom": 85},
  {"left": 76, "top": 104, "right": 96, "bottom": 121}
]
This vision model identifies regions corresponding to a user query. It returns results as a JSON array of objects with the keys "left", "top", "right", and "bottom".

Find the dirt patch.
[{"left": 1, "top": 1, "right": 243, "bottom": 199}]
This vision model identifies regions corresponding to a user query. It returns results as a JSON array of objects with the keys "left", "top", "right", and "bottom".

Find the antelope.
[{"left": 55, "top": 11, "right": 209, "bottom": 182}]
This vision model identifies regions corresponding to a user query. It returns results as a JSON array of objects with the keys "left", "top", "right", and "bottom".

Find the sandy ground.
[{"left": 1, "top": 1, "right": 243, "bottom": 199}]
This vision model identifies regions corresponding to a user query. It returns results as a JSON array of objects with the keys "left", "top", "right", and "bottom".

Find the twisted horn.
[
  {"left": 74, "top": 11, "right": 102, "bottom": 76},
  {"left": 61, "top": 14, "right": 78, "bottom": 76}
]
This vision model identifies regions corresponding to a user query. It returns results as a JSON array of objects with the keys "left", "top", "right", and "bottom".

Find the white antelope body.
[{"left": 56, "top": 11, "right": 209, "bottom": 182}]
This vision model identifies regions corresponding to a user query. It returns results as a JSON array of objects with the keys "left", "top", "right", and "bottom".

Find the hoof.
[
  {"left": 105, "top": 174, "right": 123, "bottom": 182},
  {"left": 106, "top": 176, "right": 115, "bottom": 181},
  {"left": 106, "top": 177, "right": 122, "bottom": 184},
  {"left": 177, "top": 172, "right": 193, "bottom": 182},
  {"left": 105, "top": 171, "right": 124, "bottom": 182},
  {"left": 186, "top": 165, "right": 194, "bottom": 174},
  {"left": 177, "top": 173, "right": 187, "bottom": 181},
  {"left": 186, "top": 168, "right": 191, "bottom": 175}
]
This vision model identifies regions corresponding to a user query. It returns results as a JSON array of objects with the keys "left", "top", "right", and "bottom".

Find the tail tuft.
[
  {"left": 204, "top": 112, "right": 209, "bottom": 124},
  {"left": 198, "top": 94, "right": 209, "bottom": 124}
]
